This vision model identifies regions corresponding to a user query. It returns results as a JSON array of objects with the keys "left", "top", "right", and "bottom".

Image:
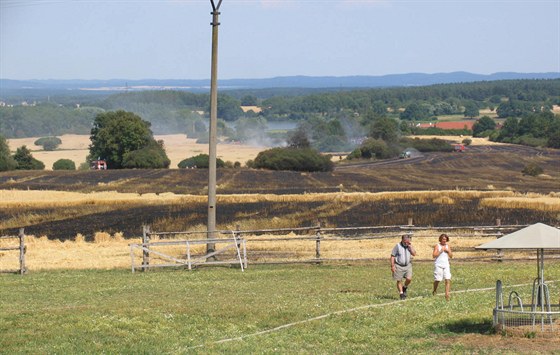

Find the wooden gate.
[{"left": 129, "top": 235, "right": 247, "bottom": 272}]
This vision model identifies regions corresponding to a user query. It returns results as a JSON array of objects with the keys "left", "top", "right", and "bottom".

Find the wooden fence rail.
[
  {"left": 129, "top": 237, "right": 247, "bottom": 273},
  {"left": 0, "top": 228, "right": 27, "bottom": 275},
  {"left": 130, "top": 219, "right": 547, "bottom": 271}
]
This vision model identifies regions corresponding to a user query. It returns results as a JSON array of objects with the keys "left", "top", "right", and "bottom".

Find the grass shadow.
[{"left": 431, "top": 318, "right": 494, "bottom": 335}]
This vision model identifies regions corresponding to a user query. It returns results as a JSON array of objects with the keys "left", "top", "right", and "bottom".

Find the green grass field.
[{"left": 1, "top": 261, "right": 558, "bottom": 354}]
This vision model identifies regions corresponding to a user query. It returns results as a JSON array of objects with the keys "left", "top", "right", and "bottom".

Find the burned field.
[
  {"left": 6, "top": 197, "right": 559, "bottom": 241},
  {"left": 0, "top": 144, "right": 558, "bottom": 241},
  {"left": 0, "top": 144, "right": 558, "bottom": 195}
]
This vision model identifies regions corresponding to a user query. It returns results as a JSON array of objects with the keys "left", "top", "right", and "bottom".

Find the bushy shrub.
[
  {"left": 353, "top": 138, "right": 390, "bottom": 160},
  {"left": 52, "top": 159, "right": 76, "bottom": 170},
  {"left": 34, "top": 136, "right": 62, "bottom": 151},
  {"left": 252, "top": 147, "right": 333, "bottom": 172},
  {"left": 522, "top": 163, "right": 543, "bottom": 176},
  {"left": 13, "top": 146, "right": 45, "bottom": 170},
  {"left": 400, "top": 137, "right": 454, "bottom": 152},
  {"left": 178, "top": 154, "right": 225, "bottom": 169},
  {"left": 517, "top": 135, "right": 547, "bottom": 148},
  {"left": 462, "top": 138, "right": 472, "bottom": 146},
  {"left": 475, "top": 129, "right": 495, "bottom": 138},
  {"left": 122, "top": 145, "right": 171, "bottom": 169}
]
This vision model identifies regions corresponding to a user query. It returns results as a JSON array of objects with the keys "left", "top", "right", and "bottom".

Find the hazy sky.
[{"left": 1, "top": 0, "right": 559, "bottom": 80}]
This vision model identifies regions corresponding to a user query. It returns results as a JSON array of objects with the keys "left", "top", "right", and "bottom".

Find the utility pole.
[{"left": 207, "top": 0, "right": 222, "bottom": 255}]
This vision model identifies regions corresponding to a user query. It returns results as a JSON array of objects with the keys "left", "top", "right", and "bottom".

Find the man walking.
[{"left": 390, "top": 235, "right": 416, "bottom": 300}]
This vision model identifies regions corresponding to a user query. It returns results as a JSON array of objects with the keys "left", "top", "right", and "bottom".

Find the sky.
[{"left": 1, "top": 0, "right": 559, "bottom": 80}]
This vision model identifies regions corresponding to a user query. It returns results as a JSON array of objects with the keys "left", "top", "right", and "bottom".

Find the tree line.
[
  {"left": 1, "top": 79, "right": 558, "bottom": 138},
  {"left": 1, "top": 79, "right": 559, "bottom": 172}
]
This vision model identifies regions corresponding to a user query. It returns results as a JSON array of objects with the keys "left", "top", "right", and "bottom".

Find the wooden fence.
[
  {"left": 0, "top": 228, "right": 27, "bottom": 275},
  {"left": 130, "top": 219, "right": 555, "bottom": 271},
  {"left": 130, "top": 227, "right": 246, "bottom": 272}
]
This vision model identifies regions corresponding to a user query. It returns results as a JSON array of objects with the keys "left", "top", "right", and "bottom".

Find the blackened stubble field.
[{"left": 0, "top": 144, "right": 558, "bottom": 240}]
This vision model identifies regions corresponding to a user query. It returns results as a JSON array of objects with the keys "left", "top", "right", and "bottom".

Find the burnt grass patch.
[
  {"left": 1, "top": 146, "right": 558, "bottom": 240},
  {"left": 0, "top": 145, "right": 559, "bottom": 194},
  {"left": 4, "top": 199, "right": 558, "bottom": 241},
  {"left": 332, "top": 199, "right": 558, "bottom": 227}
]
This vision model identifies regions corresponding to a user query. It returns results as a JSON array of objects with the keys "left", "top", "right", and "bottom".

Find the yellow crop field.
[
  {"left": 0, "top": 229, "right": 510, "bottom": 271},
  {"left": 0, "top": 189, "right": 557, "bottom": 271},
  {"left": 3, "top": 189, "right": 558, "bottom": 210},
  {"left": 7, "top": 134, "right": 266, "bottom": 170}
]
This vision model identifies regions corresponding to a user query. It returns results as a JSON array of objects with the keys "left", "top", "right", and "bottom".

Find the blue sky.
[{"left": 1, "top": 0, "right": 559, "bottom": 80}]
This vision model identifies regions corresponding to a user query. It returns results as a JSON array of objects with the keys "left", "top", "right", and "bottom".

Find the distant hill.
[{"left": 2, "top": 72, "right": 559, "bottom": 94}]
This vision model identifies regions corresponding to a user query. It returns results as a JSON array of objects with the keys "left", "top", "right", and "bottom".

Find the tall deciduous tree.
[
  {"left": 88, "top": 110, "right": 169, "bottom": 169},
  {"left": 287, "top": 127, "right": 311, "bottom": 148},
  {"left": 400, "top": 102, "right": 431, "bottom": 121},
  {"left": 463, "top": 101, "right": 480, "bottom": 118},
  {"left": 0, "top": 135, "right": 17, "bottom": 171},
  {"left": 369, "top": 117, "right": 399, "bottom": 143},
  {"left": 472, "top": 116, "right": 496, "bottom": 137}
]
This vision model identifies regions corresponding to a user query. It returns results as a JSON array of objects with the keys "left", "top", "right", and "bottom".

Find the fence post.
[
  {"left": 235, "top": 224, "right": 241, "bottom": 250},
  {"left": 235, "top": 224, "right": 247, "bottom": 269},
  {"left": 18, "top": 228, "right": 26, "bottom": 275},
  {"left": 495, "top": 219, "right": 503, "bottom": 261},
  {"left": 315, "top": 223, "right": 321, "bottom": 260},
  {"left": 407, "top": 217, "right": 413, "bottom": 226},
  {"left": 142, "top": 225, "right": 150, "bottom": 271}
]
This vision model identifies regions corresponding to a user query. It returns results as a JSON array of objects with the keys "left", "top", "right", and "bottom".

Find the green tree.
[
  {"left": 217, "top": 95, "right": 243, "bottom": 121},
  {"left": 496, "top": 117, "right": 519, "bottom": 142},
  {"left": 287, "top": 127, "right": 311, "bottom": 148},
  {"left": 548, "top": 116, "right": 560, "bottom": 148},
  {"left": 122, "top": 140, "right": 171, "bottom": 169},
  {"left": 399, "top": 120, "right": 412, "bottom": 135},
  {"left": 348, "top": 138, "right": 392, "bottom": 160},
  {"left": 371, "top": 101, "right": 388, "bottom": 115},
  {"left": 400, "top": 102, "right": 431, "bottom": 121},
  {"left": 463, "top": 101, "right": 479, "bottom": 118},
  {"left": 234, "top": 117, "right": 267, "bottom": 143},
  {"left": 13, "top": 145, "right": 45, "bottom": 170},
  {"left": 472, "top": 116, "right": 496, "bottom": 137},
  {"left": 0, "top": 135, "right": 17, "bottom": 171},
  {"left": 34, "top": 136, "right": 62, "bottom": 151},
  {"left": 53, "top": 159, "right": 76, "bottom": 170},
  {"left": 369, "top": 117, "right": 399, "bottom": 143},
  {"left": 88, "top": 110, "right": 169, "bottom": 169},
  {"left": 241, "top": 95, "right": 258, "bottom": 106},
  {"left": 496, "top": 100, "right": 533, "bottom": 118}
]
